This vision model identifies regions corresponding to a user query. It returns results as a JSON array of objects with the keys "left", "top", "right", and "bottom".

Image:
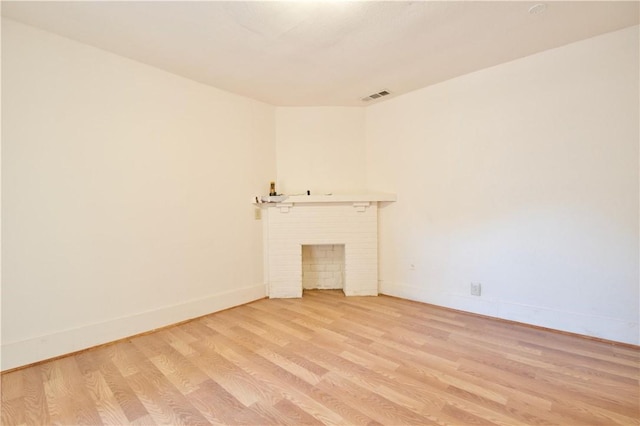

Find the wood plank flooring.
[{"left": 2, "top": 290, "right": 638, "bottom": 425}]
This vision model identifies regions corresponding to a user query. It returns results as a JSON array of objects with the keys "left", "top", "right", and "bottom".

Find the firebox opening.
[{"left": 302, "top": 244, "right": 345, "bottom": 293}]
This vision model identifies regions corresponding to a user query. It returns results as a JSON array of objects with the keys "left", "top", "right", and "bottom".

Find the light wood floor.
[{"left": 2, "top": 290, "right": 638, "bottom": 425}]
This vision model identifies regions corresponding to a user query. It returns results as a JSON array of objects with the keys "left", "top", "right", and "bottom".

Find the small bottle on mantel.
[{"left": 269, "top": 181, "right": 277, "bottom": 196}]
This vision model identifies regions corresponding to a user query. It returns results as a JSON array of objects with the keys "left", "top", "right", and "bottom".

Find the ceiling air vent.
[{"left": 361, "top": 89, "right": 391, "bottom": 102}]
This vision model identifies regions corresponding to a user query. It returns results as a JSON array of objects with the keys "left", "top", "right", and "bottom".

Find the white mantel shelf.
[{"left": 254, "top": 193, "right": 396, "bottom": 205}]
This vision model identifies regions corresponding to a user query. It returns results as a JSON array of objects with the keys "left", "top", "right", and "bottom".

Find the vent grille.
[{"left": 361, "top": 89, "right": 391, "bottom": 102}]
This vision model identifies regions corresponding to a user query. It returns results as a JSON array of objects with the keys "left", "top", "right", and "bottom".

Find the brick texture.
[
  {"left": 302, "top": 244, "right": 345, "bottom": 290},
  {"left": 264, "top": 202, "right": 378, "bottom": 297}
]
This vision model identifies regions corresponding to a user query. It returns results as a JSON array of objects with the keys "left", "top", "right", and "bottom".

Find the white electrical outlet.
[
  {"left": 471, "top": 282, "right": 482, "bottom": 296},
  {"left": 254, "top": 208, "right": 261, "bottom": 220}
]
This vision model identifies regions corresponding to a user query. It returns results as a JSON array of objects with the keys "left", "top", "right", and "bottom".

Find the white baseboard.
[
  {"left": 343, "top": 289, "right": 379, "bottom": 296},
  {"left": 380, "top": 281, "right": 639, "bottom": 346},
  {"left": 1, "top": 284, "right": 266, "bottom": 371}
]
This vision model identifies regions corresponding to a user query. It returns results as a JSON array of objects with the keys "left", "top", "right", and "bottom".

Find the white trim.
[
  {"left": 380, "top": 281, "right": 639, "bottom": 345},
  {"left": 1, "top": 284, "right": 266, "bottom": 371}
]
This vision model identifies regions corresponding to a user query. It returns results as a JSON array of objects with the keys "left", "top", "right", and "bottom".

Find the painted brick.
[{"left": 264, "top": 203, "right": 379, "bottom": 298}]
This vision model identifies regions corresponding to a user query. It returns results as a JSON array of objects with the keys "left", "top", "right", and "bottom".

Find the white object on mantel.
[
  {"left": 257, "top": 193, "right": 396, "bottom": 298},
  {"left": 260, "top": 195, "right": 288, "bottom": 203}
]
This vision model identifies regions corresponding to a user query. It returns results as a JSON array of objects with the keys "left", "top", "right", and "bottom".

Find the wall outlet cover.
[{"left": 471, "top": 282, "right": 482, "bottom": 296}]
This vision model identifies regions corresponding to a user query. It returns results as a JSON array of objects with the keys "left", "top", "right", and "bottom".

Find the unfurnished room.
[{"left": 1, "top": 1, "right": 639, "bottom": 425}]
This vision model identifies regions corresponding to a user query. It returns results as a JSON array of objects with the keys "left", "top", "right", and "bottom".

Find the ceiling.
[{"left": 2, "top": 1, "right": 638, "bottom": 106}]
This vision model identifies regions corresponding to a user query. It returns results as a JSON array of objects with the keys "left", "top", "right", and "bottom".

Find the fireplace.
[
  {"left": 256, "top": 194, "right": 395, "bottom": 298},
  {"left": 302, "top": 244, "right": 345, "bottom": 290}
]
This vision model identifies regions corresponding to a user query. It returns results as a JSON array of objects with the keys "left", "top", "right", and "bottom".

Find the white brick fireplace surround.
[{"left": 258, "top": 194, "right": 396, "bottom": 298}]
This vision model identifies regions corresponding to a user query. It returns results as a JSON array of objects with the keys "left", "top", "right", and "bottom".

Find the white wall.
[
  {"left": 1, "top": 19, "right": 276, "bottom": 370},
  {"left": 275, "top": 107, "right": 366, "bottom": 195},
  {"left": 366, "top": 26, "right": 640, "bottom": 344},
  {"left": 2, "top": 18, "right": 638, "bottom": 373}
]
